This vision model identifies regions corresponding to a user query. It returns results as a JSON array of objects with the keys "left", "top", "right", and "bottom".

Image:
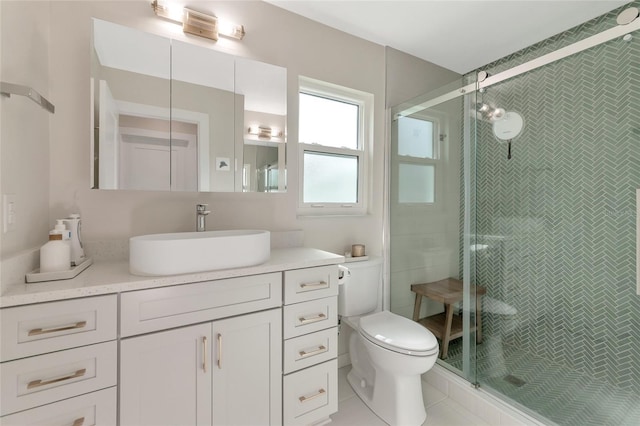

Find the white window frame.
[
  {"left": 298, "top": 76, "right": 373, "bottom": 216},
  {"left": 395, "top": 112, "right": 444, "bottom": 207}
]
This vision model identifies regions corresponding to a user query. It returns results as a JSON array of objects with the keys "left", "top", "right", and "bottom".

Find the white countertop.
[{"left": 0, "top": 248, "right": 344, "bottom": 308}]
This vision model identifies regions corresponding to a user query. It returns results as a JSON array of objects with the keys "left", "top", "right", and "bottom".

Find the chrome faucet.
[{"left": 196, "top": 204, "right": 210, "bottom": 232}]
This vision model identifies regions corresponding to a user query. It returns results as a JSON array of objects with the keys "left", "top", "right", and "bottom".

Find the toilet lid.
[{"left": 359, "top": 311, "right": 439, "bottom": 356}]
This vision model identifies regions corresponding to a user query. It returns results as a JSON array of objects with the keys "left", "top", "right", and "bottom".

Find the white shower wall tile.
[
  {"left": 390, "top": 266, "right": 450, "bottom": 321},
  {"left": 391, "top": 304, "right": 416, "bottom": 320},
  {"left": 390, "top": 210, "right": 451, "bottom": 235},
  {"left": 391, "top": 231, "right": 451, "bottom": 251},
  {"left": 390, "top": 243, "right": 454, "bottom": 273}
]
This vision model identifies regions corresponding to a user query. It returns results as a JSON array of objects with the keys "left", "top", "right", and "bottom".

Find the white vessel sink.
[{"left": 129, "top": 230, "right": 270, "bottom": 276}]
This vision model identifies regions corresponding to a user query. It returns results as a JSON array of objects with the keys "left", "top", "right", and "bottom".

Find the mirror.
[
  {"left": 91, "top": 19, "right": 287, "bottom": 192},
  {"left": 236, "top": 58, "right": 287, "bottom": 192},
  {"left": 171, "top": 39, "right": 236, "bottom": 191},
  {"left": 91, "top": 19, "right": 172, "bottom": 190}
]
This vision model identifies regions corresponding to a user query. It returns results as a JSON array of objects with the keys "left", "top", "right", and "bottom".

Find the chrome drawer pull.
[
  {"left": 299, "top": 345, "right": 327, "bottom": 358},
  {"left": 72, "top": 417, "right": 85, "bottom": 426},
  {"left": 299, "top": 280, "right": 328, "bottom": 289},
  {"left": 203, "top": 336, "right": 208, "bottom": 373},
  {"left": 299, "top": 388, "right": 326, "bottom": 403},
  {"left": 27, "top": 368, "right": 87, "bottom": 389},
  {"left": 28, "top": 321, "right": 87, "bottom": 336},
  {"left": 217, "top": 333, "right": 223, "bottom": 369},
  {"left": 298, "top": 313, "right": 326, "bottom": 325}
]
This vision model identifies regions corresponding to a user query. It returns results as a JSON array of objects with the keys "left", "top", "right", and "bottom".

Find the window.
[
  {"left": 298, "top": 77, "right": 373, "bottom": 215},
  {"left": 396, "top": 115, "right": 440, "bottom": 204}
]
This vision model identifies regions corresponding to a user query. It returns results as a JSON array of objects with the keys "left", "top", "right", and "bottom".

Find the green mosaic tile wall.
[{"left": 469, "top": 2, "right": 640, "bottom": 393}]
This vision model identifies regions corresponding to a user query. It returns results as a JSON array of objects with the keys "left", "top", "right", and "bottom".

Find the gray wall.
[
  {"left": 1, "top": 1, "right": 459, "bottom": 286},
  {"left": 0, "top": 1, "right": 51, "bottom": 259}
]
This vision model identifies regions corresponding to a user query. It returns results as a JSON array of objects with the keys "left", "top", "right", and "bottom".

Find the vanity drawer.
[
  {"left": 283, "top": 359, "right": 338, "bottom": 426},
  {"left": 0, "top": 387, "right": 117, "bottom": 426},
  {"left": 0, "top": 295, "right": 117, "bottom": 362},
  {"left": 0, "top": 341, "right": 117, "bottom": 416},
  {"left": 283, "top": 296, "right": 337, "bottom": 339},
  {"left": 284, "top": 327, "right": 337, "bottom": 374},
  {"left": 284, "top": 266, "right": 338, "bottom": 305},
  {"left": 120, "top": 272, "right": 282, "bottom": 337}
]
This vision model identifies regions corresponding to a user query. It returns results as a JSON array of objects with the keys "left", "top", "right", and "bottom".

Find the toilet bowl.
[{"left": 339, "top": 259, "right": 439, "bottom": 426}]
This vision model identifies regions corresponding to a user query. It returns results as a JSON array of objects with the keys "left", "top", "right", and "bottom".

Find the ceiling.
[{"left": 266, "top": 0, "right": 632, "bottom": 74}]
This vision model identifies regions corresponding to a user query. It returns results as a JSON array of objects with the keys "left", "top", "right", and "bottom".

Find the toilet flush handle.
[{"left": 338, "top": 265, "right": 350, "bottom": 285}]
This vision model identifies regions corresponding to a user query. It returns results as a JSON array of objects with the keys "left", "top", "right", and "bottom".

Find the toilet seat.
[{"left": 359, "top": 311, "right": 438, "bottom": 356}]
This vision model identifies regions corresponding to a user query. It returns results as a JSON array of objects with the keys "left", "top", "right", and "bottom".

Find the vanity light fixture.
[
  {"left": 183, "top": 7, "right": 218, "bottom": 40},
  {"left": 150, "top": 0, "right": 183, "bottom": 23},
  {"left": 248, "top": 126, "right": 284, "bottom": 140},
  {"left": 248, "top": 125, "right": 273, "bottom": 139},
  {"left": 151, "top": 1, "right": 245, "bottom": 41},
  {"left": 218, "top": 21, "right": 246, "bottom": 40}
]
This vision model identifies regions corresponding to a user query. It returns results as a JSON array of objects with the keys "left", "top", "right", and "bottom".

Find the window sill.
[{"left": 296, "top": 208, "right": 369, "bottom": 218}]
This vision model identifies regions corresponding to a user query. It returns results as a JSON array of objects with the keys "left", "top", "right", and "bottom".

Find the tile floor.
[
  {"left": 444, "top": 339, "right": 640, "bottom": 426},
  {"left": 330, "top": 366, "right": 490, "bottom": 426}
]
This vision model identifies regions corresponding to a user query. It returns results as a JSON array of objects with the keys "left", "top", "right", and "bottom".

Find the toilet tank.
[{"left": 338, "top": 257, "right": 383, "bottom": 317}]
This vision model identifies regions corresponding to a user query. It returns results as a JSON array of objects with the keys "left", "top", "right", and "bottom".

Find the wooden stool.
[{"left": 410, "top": 278, "right": 486, "bottom": 359}]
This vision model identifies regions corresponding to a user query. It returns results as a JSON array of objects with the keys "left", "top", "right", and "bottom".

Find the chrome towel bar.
[{"left": 1, "top": 81, "right": 55, "bottom": 113}]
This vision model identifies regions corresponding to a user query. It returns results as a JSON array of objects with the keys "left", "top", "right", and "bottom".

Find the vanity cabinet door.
[
  {"left": 212, "top": 308, "right": 282, "bottom": 426},
  {"left": 119, "top": 323, "right": 212, "bottom": 426}
]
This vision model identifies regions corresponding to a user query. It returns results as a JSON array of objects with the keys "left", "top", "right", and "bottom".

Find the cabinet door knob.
[{"left": 72, "top": 417, "right": 85, "bottom": 426}]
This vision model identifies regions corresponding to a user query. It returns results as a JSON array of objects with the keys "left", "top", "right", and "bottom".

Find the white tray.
[
  {"left": 344, "top": 255, "right": 369, "bottom": 262},
  {"left": 26, "top": 258, "right": 93, "bottom": 283}
]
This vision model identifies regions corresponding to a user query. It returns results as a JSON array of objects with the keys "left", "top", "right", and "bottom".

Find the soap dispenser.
[
  {"left": 63, "top": 213, "right": 85, "bottom": 266},
  {"left": 40, "top": 221, "right": 71, "bottom": 273}
]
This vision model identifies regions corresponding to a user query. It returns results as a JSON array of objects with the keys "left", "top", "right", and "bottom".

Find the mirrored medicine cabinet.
[{"left": 91, "top": 18, "right": 287, "bottom": 193}]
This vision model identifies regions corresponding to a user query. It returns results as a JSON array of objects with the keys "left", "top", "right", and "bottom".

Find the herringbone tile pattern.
[
  {"left": 472, "top": 12, "right": 640, "bottom": 393},
  {"left": 443, "top": 2, "right": 640, "bottom": 424},
  {"left": 446, "top": 339, "right": 640, "bottom": 426}
]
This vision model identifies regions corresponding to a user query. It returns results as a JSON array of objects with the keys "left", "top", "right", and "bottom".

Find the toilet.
[{"left": 338, "top": 258, "right": 439, "bottom": 426}]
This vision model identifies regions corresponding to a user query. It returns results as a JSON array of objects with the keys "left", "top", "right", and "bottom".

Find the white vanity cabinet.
[
  {"left": 120, "top": 323, "right": 212, "bottom": 426},
  {"left": 282, "top": 266, "right": 339, "bottom": 426},
  {"left": 119, "top": 274, "right": 283, "bottom": 426},
  {"left": 0, "top": 295, "right": 118, "bottom": 425},
  {"left": 0, "top": 248, "right": 344, "bottom": 426},
  {"left": 212, "top": 309, "right": 282, "bottom": 426}
]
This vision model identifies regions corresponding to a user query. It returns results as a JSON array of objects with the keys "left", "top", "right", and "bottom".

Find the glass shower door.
[
  {"left": 389, "top": 78, "right": 480, "bottom": 384},
  {"left": 469, "top": 20, "right": 640, "bottom": 424}
]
